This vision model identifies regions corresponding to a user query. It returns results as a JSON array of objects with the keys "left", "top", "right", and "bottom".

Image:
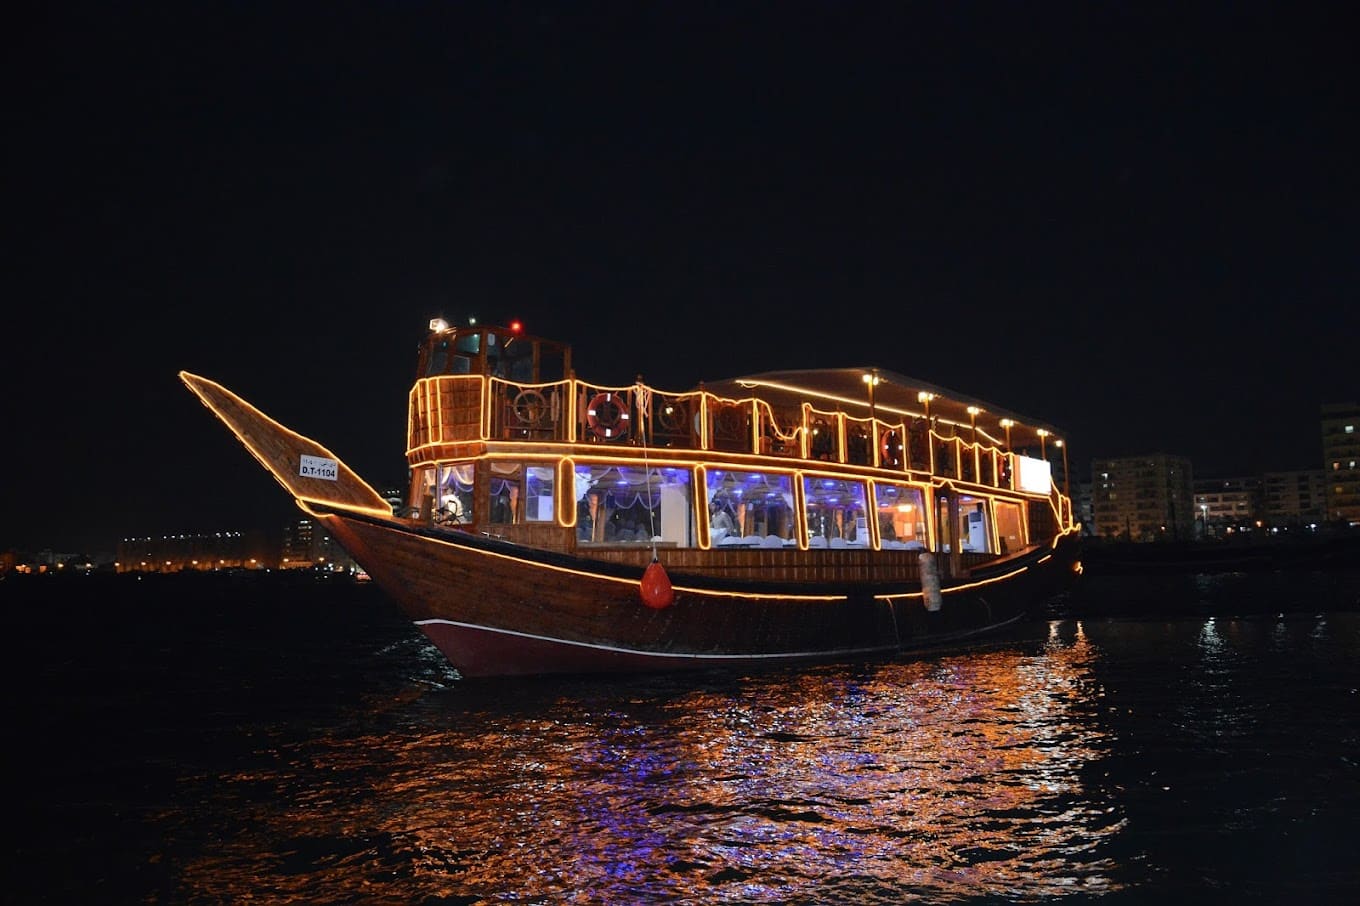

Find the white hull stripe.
[{"left": 413, "top": 615, "right": 1022, "bottom": 661}]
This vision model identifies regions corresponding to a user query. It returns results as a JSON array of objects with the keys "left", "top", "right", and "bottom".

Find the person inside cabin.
[
  {"left": 490, "top": 486, "right": 513, "bottom": 524},
  {"left": 579, "top": 489, "right": 614, "bottom": 542},
  {"left": 710, "top": 499, "right": 737, "bottom": 541},
  {"left": 436, "top": 493, "right": 465, "bottom": 525},
  {"left": 847, "top": 425, "right": 870, "bottom": 465},
  {"left": 810, "top": 420, "right": 835, "bottom": 461}
]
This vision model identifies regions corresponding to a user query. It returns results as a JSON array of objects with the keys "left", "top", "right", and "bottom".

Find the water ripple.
[{"left": 156, "top": 626, "right": 1133, "bottom": 904}]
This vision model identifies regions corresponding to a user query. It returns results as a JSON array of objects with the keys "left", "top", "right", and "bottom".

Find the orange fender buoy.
[{"left": 640, "top": 559, "right": 674, "bottom": 609}]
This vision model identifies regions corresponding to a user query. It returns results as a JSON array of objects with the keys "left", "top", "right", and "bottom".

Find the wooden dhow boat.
[{"left": 182, "top": 318, "right": 1081, "bottom": 678}]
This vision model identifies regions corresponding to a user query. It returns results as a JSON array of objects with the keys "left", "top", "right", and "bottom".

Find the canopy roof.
[{"left": 700, "top": 367, "right": 1065, "bottom": 449}]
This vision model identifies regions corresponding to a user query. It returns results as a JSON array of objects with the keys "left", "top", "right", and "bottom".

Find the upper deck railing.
[{"left": 408, "top": 374, "right": 1069, "bottom": 503}]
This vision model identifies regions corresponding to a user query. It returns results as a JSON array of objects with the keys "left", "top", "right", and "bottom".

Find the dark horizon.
[{"left": 7, "top": 2, "right": 1356, "bottom": 554}]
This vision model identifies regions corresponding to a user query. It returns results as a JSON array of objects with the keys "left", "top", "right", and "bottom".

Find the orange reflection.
[{"left": 165, "top": 627, "right": 1124, "bottom": 902}]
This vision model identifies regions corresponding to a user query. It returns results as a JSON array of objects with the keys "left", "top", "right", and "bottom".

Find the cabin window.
[
  {"left": 524, "top": 465, "right": 555, "bottom": 522},
  {"left": 484, "top": 332, "right": 535, "bottom": 382},
  {"left": 873, "top": 483, "right": 927, "bottom": 549},
  {"left": 575, "top": 464, "right": 693, "bottom": 546},
  {"left": 802, "top": 476, "right": 869, "bottom": 548},
  {"left": 488, "top": 462, "right": 521, "bottom": 525},
  {"left": 539, "top": 347, "right": 566, "bottom": 383},
  {"left": 426, "top": 340, "right": 449, "bottom": 376},
  {"left": 994, "top": 500, "right": 1024, "bottom": 553},
  {"left": 448, "top": 332, "right": 480, "bottom": 374},
  {"left": 704, "top": 469, "right": 797, "bottom": 547},
  {"left": 957, "top": 496, "right": 992, "bottom": 553},
  {"left": 435, "top": 462, "right": 475, "bottom": 524},
  {"left": 501, "top": 336, "right": 536, "bottom": 382}
]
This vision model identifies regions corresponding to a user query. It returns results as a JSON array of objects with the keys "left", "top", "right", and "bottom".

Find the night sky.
[{"left": 7, "top": 2, "right": 1356, "bottom": 555}]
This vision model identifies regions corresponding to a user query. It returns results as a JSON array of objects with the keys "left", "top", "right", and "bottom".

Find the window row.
[{"left": 416, "top": 462, "right": 1027, "bottom": 554}]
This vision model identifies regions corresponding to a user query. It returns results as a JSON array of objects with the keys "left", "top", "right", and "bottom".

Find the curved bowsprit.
[{"left": 180, "top": 371, "right": 392, "bottom": 519}]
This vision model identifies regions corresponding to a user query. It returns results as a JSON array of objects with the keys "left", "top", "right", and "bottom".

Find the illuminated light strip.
[
  {"left": 695, "top": 463, "right": 712, "bottom": 550},
  {"left": 742, "top": 378, "right": 928, "bottom": 420},
  {"left": 1049, "top": 525, "right": 1080, "bottom": 548},
  {"left": 872, "top": 563, "right": 1030, "bottom": 603},
  {"left": 299, "top": 497, "right": 394, "bottom": 521},
  {"left": 410, "top": 383, "right": 1060, "bottom": 503},
  {"left": 753, "top": 398, "right": 803, "bottom": 445},
  {"left": 737, "top": 377, "right": 1070, "bottom": 449},
  {"left": 411, "top": 372, "right": 1063, "bottom": 476},
  {"left": 367, "top": 524, "right": 848, "bottom": 602},
  {"left": 489, "top": 377, "right": 572, "bottom": 391},
  {"left": 744, "top": 378, "right": 1002, "bottom": 436},
  {"left": 415, "top": 618, "right": 892, "bottom": 660}
]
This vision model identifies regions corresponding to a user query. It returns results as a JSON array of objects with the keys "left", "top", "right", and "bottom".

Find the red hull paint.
[
  {"left": 415, "top": 611, "right": 1031, "bottom": 678},
  {"left": 325, "top": 511, "right": 1082, "bottom": 678}
]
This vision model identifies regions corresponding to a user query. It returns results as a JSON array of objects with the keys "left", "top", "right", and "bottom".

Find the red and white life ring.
[
  {"left": 880, "top": 429, "right": 903, "bottom": 468},
  {"left": 586, "top": 392, "right": 630, "bottom": 439}
]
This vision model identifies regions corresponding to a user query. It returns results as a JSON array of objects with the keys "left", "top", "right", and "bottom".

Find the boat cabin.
[{"left": 404, "top": 319, "right": 1075, "bottom": 575}]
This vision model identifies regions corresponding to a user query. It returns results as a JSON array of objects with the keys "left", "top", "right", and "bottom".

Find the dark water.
[{"left": 9, "top": 569, "right": 1360, "bottom": 904}]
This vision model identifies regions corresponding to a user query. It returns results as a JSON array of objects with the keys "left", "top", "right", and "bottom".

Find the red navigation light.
[{"left": 509, "top": 320, "right": 523, "bottom": 334}]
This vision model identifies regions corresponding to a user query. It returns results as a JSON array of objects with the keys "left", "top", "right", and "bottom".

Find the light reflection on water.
[
  {"left": 165, "top": 626, "right": 1128, "bottom": 904},
  {"left": 17, "top": 576, "right": 1360, "bottom": 903}
]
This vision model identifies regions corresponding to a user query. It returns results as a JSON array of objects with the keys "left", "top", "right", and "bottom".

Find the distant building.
[
  {"left": 116, "top": 530, "right": 278, "bottom": 573},
  {"left": 1193, "top": 476, "right": 1262, "bottom": 539},
  {"left": 1091, "top": 453, "right": 1195, "bottom": 542},
  {"left": 281, "top": 517, "right": 359, "bottom": 573},
  {"left": 1321, "top": 401, "right": 1360, "bottom": 526},
  {"left": 1261, "top": 469, "right": 1327, "bottom": 529},
  {"left": 379, "top": 484, "right": 407, "bottom": 515},
  {"left": 1074, "top": 479, "right": 1095, "bottom": 536}
]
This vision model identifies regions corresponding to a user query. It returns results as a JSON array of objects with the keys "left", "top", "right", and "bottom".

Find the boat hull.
[
  {"left": 180, "top": 368, "right": 1083, "bottom": 679},
  {"left": 317, "top": 509, "right": 1080, "bottom": 678}
]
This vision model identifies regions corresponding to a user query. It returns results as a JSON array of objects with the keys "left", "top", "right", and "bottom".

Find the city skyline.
[
  {"left": 7, "top": 3, "right": 1355, "bottom": 553},
  {"left": 16, "top": 442, "right": 1344, "bottom": 561}
]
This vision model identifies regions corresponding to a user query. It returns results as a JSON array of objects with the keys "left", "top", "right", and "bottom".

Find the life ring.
[
  {"left": 586, "top": 392, "right": 630, "bottom": 439},
  {"left": 880, "top": 429, "right": 902, "bottom": 468}
]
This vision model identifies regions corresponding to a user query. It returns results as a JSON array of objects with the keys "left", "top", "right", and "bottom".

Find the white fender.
[{"left": 919, "top": 551, "right": 943, "bottom": 612}]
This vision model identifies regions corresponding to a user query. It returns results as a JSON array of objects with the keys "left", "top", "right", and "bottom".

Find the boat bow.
[{"left": 180, "top": 371, "right": 392, "bottom": 518}]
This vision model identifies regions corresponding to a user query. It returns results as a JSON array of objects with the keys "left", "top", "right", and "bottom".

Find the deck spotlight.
[
  {"left": 1000, "top": 418, "right": 1015, "bottom": 450},
  {"left": 863, "top": 369, "right": 880, "bottom": 422},
  {"left": 917, "top": 391, "right": 935, "bottom": 422},
  {"left": 1055, "top": 438, "right": 1070, "bottom": 496},
  {"left": 429, "top": 318, "right": 450, "bottom": 332},
  {"left": 966, "top": 405, "right": 982, "bottom": 440}
]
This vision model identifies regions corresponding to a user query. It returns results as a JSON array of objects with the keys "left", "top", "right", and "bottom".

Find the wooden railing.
[{"left": 408, "top": 375, "right": 1057, "bottom": 499}]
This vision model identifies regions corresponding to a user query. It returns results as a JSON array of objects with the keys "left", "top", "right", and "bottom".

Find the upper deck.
[{"left": 406, "top": 319, "right": 1073, "bottom": 503}]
